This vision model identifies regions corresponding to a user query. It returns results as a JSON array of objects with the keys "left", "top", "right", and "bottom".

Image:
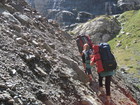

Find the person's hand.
[
  {"left": 84, "top": 69, "right": 86, "bottom": 74},
  {"left": 90, "top": 61, "right": 94, "bottom": 66}
]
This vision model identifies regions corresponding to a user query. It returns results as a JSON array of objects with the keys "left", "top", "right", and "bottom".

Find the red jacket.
[{"left": 90, "top": 45, "right": 104, "bottom": 73}]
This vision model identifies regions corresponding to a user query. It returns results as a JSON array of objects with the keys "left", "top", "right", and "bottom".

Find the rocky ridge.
[
  {"left": 0, "top": 0, "right": 138, "bottom": 105},
  {"left": 25, "top": 0, "right": 140, "bottom": 27}
]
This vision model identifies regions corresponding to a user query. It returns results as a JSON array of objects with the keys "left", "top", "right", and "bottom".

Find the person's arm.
[{"left": 90, "top": 56, "right": 95, "bottom": 66}]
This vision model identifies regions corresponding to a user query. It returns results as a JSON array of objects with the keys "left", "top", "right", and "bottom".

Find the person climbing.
[
  {"left": 82, "top": 43, "right": 93, "bottom": 85},
  {"left": 90, "top": 45, "right": 115, "bottom": 105}
]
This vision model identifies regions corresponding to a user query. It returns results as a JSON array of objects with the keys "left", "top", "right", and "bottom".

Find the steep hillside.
[{"left": 0, "top": 1, "right": 100, "bottom": 105}]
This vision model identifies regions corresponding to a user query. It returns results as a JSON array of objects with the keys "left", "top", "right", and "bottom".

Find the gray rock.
[
  {"left": 81, "top": 95, "right": 100, "bottom": 105},
  {"left": 8, "top": 99, "right": 15, "bottom": 104},
  {"left": 72, "top": 15, "right": 121, "bottom": 43},
  {"left": 0, "top": 83, "right": 8, "bottom": 89},
  {"left": 10, "top": 24, "right": 21, "bottom": 33},
  {"left": 44, "top": 100, "right": 54, "bottom": 105},
  {"left": 0, "top": 93, "right": 12, "bottom": 101},
  {"left": 2, "top": 11, "right": 21, "bottom": 24},
  {"left": 41, "top": 43, "right": 52, "bottom": 53},
  {"left": 116, "top": 42, "right": 122, "bottom": 47},
  {"left": 118, "top": 0, "right": 140, "bottom": 12},
  {"left": 32, "top": 40, "right": 39, "bottom": 46},
  {"left": 49, "top": 43, "right": 55, "bottom": 49},
  {"left": 55, "top": 10, "right": 76, "bottom": 26},
  {"left": 35, "top": 64, "right": 47, "bottom": 76},
  {"left": 14, "top": 97, "right": 23, "bottom": 105},
  {"left": 25, "top": 54, "right": 36, "bottom": 61},
  {"left": 9, "top": 69, "right": 17, "bottom": 75},
  {"left": 59, "top": 55, "right": 88, "bottom": 83},
  {"left": 5, "top": 4, "right": 17, "bottom": 14},
  {"left": 16, "top": 37, "right": 27, "bottom": 45},
  {"left": 77, "top": 11, "right": 94, "bottom": 22},
  {"left": 13, "top": 12, "right": 31, "bottom": 25},
  {"left": 58, "top": 71, "right": 71, "bottom": 78},
  {"left": 120, "top": 31, "right": 125, "bottom": 34}
]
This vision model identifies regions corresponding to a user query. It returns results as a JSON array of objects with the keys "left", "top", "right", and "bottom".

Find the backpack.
[
  {"left": 99, "top": 43, "right": 117, "bottom": 71},
  {"left": 76, "top": 35, "right": 93, "bottom": 54}
]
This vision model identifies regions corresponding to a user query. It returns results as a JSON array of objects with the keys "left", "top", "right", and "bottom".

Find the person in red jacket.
[{"left": 90, "top": 45, "right": 115, "bottom": 105}]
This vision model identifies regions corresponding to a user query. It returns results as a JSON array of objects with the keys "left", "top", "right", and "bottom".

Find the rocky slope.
[
  {"left": 72, "top": 15, "right": 121, "bottom": 44},
  {"left": 0, "top": 0, "right": 138, "bottom": 105},
  {"left": 25, "top": 0, "right": 140, "bottom": 27}
]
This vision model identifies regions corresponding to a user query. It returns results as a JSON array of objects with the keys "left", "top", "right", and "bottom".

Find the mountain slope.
[
  {"left": 0, "top": 1, "right": 101, "bottom": 105},
  {"left": 0, "top": 1, "right": 139, "bottom": 105}
]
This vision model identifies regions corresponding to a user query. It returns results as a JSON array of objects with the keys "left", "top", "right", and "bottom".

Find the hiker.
[
  {"left": 90, "top": 45, "right": 115, "bottom": 104},
  {"left": 82, "top": 43, "right": 93, "bottom": 84}
]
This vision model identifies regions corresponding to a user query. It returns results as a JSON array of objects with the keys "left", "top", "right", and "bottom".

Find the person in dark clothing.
[
  {"left": 90, "top": 45, "right": 115, "bottom": 105},
  {"left": 98, "top": 74, "right": 112, "bottom": 96}
]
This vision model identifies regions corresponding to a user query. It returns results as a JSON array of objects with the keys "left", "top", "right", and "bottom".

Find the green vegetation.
[
  {"left": 68, "top": 31, "right": 75, "bottom": 35},
  {"left": 88, "top": 15, "right": 113, "bottom": 22},
  {"left": 109, "top": 10, "right": 140, "bottom": 76}
]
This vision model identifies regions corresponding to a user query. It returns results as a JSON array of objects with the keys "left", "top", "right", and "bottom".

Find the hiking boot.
[
  {"left": 105, "top": 96, "right": 111, "bottom": 105},
  {"left": 89, "top": 81, "right": 93, "bottom": 86},
  {"left": 97, "top": 87, "right": 104, "bottom": 96}
]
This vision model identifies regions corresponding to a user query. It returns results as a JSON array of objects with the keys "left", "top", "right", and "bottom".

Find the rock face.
[
  {"left": 118, "top": 0, "right": 140, "bottom": 12},
  {"left": 25, "top": 0, "right": 140, "bottom": 27},
  {"left": 72, "top": 15, "right": 121, "bottom": 44},
  {"left": 0, "top": 0, "right": 138, "bottom": 105},
  {"left": 0, "top": 1, "right": 98, "bottom": 105},
  {"left": 27, "top": 0, "right": 118, "bottom": 15}
]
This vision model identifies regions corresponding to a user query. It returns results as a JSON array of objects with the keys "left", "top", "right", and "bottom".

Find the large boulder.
[
  {"left": 77, "top": 11, "right": 95, "bottom": 22},
  {"left": 13, "top": 12, "right": 31, "bottom": 25},
  {"left": 72, "top": 15, "right": 121, "bottom": 44},
  {"left": 2, "top": 11, "right": 21, "bottom": 24},
  {"left": 117, "top": 0, "right": 140, "bottom": 12},
  {"left": 47, "top": 9, "right": 60, "bottom": 19},
  {"left": 55, "top": 10, "right": 76, "bottom": 26}
]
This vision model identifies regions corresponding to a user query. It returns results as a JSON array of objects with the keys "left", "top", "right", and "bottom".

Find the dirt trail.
[{"left": 90, "top": 79, "right": 138, "bottom": 105}]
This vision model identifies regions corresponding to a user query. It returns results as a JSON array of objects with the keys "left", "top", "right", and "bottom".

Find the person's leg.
[
  {"left": 105, "top": 76, "right": 112, "bottom": 104},
  {"left": 87, "top": 68, "right": 93, "bottom": 84},
  {"left": 98, "top": 74, "right": 103, "bottom": 88},
  {"left": 98, "top": 74, "right": 104, "bottom": 95},
  {"left": 88, "top": 74, "right": 92, "bottom": 82}
]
